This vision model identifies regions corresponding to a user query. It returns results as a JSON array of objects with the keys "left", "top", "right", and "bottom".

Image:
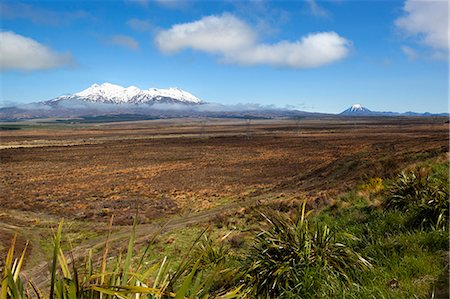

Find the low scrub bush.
[
  {"left": 384, "top": 168, "right": 449, "bottom": 230},
  {"left": 243, "top": 202, "right": 372, "bottom": 298}
]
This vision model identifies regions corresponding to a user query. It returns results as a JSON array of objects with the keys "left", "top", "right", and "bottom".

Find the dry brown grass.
[{"left": 1, "top": 117, "right": 448, "bottom": 227}]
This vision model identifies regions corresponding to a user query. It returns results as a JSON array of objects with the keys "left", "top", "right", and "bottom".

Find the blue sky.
[{"left": 0, "top": 0, "right": 448, "bottom": 113}]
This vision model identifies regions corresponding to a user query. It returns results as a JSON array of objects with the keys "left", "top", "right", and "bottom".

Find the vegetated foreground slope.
[
  {"left": 0, "top": 117, "right": 448, "bottom": 297},
  {"left": 2, "top": 152, "right": 448, "bottom": 298},
  {"left": 0, "top": 117, "right": 448, "bottom": 226}
]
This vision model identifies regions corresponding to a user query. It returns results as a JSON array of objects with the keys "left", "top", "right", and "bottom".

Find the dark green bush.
[
  {"left": 384, "top": 169, "right": 449, "bottom": 230},
  {"left": 244, "top": 202, "right": 371, "bottom": 298}
]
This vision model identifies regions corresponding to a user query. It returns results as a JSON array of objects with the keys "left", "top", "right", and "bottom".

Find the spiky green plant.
[
  {"left": 0, "top": 218, "right": 242, "bottom": 299},
  {"left": 1, "top": 235, "right": 28, "bottom": 299},
  {"left": 384, "top": 169, "right": 449, "bottom": 230},
  {"left": 196, "top": 234, "right": 229, "bottom": 268},
  {"left": 244, "top": 201, "right": 372, "bottom": 298}
]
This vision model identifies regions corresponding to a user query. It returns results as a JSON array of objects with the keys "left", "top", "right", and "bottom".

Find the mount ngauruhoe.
[
  {"left": 339, "top": 104, "right": 449, "bottom": 117},
  {"left": 48, "top": 83, "right": 202, "bottom": 105},
  {"left": 340, "top": 104, "right": 373, "bottom": 116}
]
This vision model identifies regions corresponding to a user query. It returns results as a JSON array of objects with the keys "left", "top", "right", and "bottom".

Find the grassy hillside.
[{"left": 1, "top": 156, "right": 448, "bottom": 298}]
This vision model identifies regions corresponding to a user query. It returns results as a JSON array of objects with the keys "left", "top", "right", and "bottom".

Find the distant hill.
[
  {"left": 340, "top": 104, "right": 449, "bottom": 117},
  {"left": 340, "top": 104, "right": 374, "bottom": 116}
]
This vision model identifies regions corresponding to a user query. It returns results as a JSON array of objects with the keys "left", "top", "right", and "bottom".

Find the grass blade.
[
  {"left": 1, "top": 234, "right": 16, "bottom": 299},
  {"left": 13, "top": 241, "right": 28, "bottom": 282},
  {"left": 50, "top": 221, "right": 64, "bottom": 298},
  {"left": 174, "top": 260, "right": 200, "bottom": 299},
  {"left": 28, "top": 280, "right": 44, "bottom": 299},
  {"left": 122, "top": 215, "right": 138, "bottom": 286},
  {"left": 6, "top": 269, "right": 21, "bottom": 299}
]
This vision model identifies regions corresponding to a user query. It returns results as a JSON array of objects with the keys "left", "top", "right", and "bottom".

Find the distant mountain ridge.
[
  {"left": 0, "top": 89, "right": 449, "bottom": 120},
  {"left": 340, "top": 104, "right": 448, "bottom": 117},
  {"left": 0, "top": 83, "right": 324, "bottom": 119},
  {"left": 47, "top": 83, "right": 202, "bottom": 105}
]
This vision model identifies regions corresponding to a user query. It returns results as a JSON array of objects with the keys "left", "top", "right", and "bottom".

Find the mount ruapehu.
[{"left": 0, "top": 83, "right": 324, "bottom": 119}]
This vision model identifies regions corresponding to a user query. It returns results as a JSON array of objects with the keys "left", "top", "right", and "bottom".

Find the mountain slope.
[
  {"left": 339, "top": 104, "right": 448, "bottom": 117},
  {"left": 48, "top": 83, "right": 202, "bottom": 105},
  {"left": 340, "top": 104, "right": 374, "bottom": 116}
]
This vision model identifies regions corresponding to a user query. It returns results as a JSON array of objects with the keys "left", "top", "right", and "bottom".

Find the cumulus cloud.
[
  {"left": 156, "top": 14, "right": 257, "bottom": 54},
  {"left": 155, "top": 14, "right": 350, "bottom": 68},
  {"left": 395, "top": 0, "right": 449, "bottom": 50},
  {"left": 108, "top": 35, "right": 140, "bottom": 50},
  {"left": 224, "top": 32, "right": 350, "bottom": 68},
  {"left": 0, "top": 31, "right": 73, "bottom": 71}
]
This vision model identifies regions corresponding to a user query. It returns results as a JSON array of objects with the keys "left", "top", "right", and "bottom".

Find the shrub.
[
  {"left": 384, "top": 169, "right": 449, "bottom": 230},
  {"left": 362, "top": 177, "right": 384, "bottom": 193},
  {"left": 196, "top": 234, "right": 229, "bottom": 267},
  {"left": 243, "top": 202, "right": 372, "bottom": 298}
]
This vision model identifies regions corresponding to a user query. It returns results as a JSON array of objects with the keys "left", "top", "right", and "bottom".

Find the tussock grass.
[
  {"left": 242, "top": 201, "right": 372, "bottom": 298},
  {"left": 384, "top": 168, "right": 448, "bottom": 230}
]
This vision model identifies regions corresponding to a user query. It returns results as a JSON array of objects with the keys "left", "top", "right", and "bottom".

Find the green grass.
[
  {"left": 311, "top": 159, "right": 449, "bottom": 298},
  {"left": 312, "top": 212, "right": 447, "bottom": 298}
]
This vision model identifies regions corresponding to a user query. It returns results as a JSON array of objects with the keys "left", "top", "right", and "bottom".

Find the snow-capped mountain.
[
  {"left": 340, "top": 104, "right": 373, "bottom": 115},
  {"left": 340, "top": 104, "right": 449, "bottom": 117},
  {"left": 48, "top": 83, "right": 202, "bottom": 105}
]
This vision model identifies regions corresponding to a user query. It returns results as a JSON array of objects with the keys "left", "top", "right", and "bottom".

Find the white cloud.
[
  {"left": 108, "top": 35, "right": 140, "bottom": 50},
  {"left": 401, "top": 45, "right": 418, "bottom": 60},
  {"left": 155, "top": 14, "right": 256, "bottom": 54},
  {"left": 224, "top": 32, "right": 350, "bottom": 68},
  {"left": 395, "top": 0, "right": 449, "bottom": 50},
  {"left": 306, "top": 0, "right": 329, "bottom": 18},
  {"left": 0, "top": 31, "right": 73, "bottom": 71},
  {"left": 127, "top": 18, "right": 154, "bottom": 32},
  {"left": 155, "top": 14, "right": 350, "bottom": 68}
]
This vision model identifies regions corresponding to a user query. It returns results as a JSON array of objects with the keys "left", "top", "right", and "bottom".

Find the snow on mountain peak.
[
  {"left": 55, "top": 82, "right": 202, "bottom": 104},
  {"left": 76, "top": 83, "right": 141, "bottom": 101},
  {"left": 340, "top": 104, "right": 372, "bottom": 116},
  {"left": 351, "top": 104, "right": 363, "bottom": 111}
]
